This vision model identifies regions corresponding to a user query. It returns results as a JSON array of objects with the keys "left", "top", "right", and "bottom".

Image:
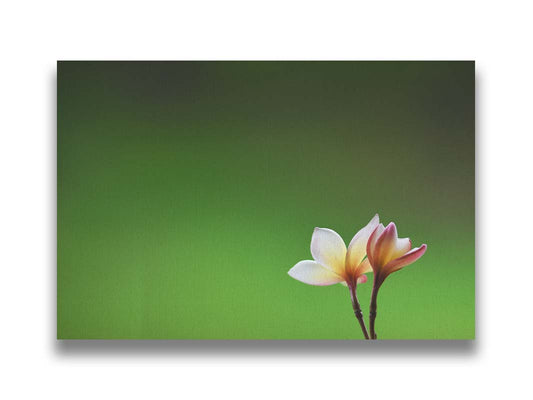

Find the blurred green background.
[{"left": 57, "top": 61, "right": 474, "bottom": 339}]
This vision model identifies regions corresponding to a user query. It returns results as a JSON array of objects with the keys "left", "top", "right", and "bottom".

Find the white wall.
[{"left": 1, "top": 1, "right": 531, "bottom": 399}]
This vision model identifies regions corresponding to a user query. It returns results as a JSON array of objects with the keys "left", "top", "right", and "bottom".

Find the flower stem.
[
  {"left": 348, "top": 282, "right": 370, "bottom": 340},
  {"left": 369, "top": 281, "right": 380, "bottom": 340}
]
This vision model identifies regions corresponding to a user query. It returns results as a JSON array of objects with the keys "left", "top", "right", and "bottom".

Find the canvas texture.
[{"left": 57, "top": 61, "right": 475, "bottom": 339}]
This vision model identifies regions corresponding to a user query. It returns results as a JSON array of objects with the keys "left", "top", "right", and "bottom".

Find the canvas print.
[{"left": 57, "top": 61, "right": 474, "bottom": 340}]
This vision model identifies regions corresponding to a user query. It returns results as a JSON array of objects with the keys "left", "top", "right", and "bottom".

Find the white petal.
[
  {"left": 288, "top": 260, "right": 345, "bottom": 286},
  {"left": 310, "top": 228, "right": 347, "bottom": 275},
  {"left": 392, "top": 237, "right": 411, "bottom": 260},
  {"left": 346, "top": 214, "right": 379, "bottom": 270}
]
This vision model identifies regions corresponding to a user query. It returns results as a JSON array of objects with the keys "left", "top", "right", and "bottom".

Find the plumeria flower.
[
  {"left": 366, "top": 221, "right": 427, "bottom": 339},
  {"left": 288, "top": 214, "right": 380, "bottom": 339},
  {"left": 288, "top": 214, "right": 380, "bottom": 287},
  {"left": 366, "top": 222, "right": 427, "bottom": 289}
]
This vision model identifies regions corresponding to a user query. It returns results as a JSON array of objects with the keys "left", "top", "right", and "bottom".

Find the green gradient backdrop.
[{"left": 57, "top": 61, "right": 474, "bottom": 339}]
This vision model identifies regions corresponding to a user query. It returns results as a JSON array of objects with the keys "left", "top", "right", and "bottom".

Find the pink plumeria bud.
[{"left": 366, "top": 222, "right": 427, "bottom": 288}]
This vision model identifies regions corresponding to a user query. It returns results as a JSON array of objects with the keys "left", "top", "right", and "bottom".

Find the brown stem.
[
  {"left": 348, "top": 281, "right": 370, "bottom": 340},
  {"left": 369, "top": 280, "right": 380, "bottom": 340}
]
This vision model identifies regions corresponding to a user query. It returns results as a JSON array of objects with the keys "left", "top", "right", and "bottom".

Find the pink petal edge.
[
  {"left": 385, "top": 244, "right": 427, "bottom": 272},
  {"left": 366, "top": 225, "right": 380, "bottom": 267}
]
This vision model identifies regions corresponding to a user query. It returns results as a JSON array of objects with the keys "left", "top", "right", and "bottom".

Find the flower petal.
[
  {"left": 367, "top": 223, "right": 385, "bottom": 267},
  {"left": 346, "top": 214, "right": 379, "bottom": 273},
  {"left": 288, "top": 260, "right": 345, "bottom": 286},
  {"left": 357, "top": 275, "right": 368, "bottom": 284},
  {"left": 354, "top": 257, "right": 372, "bottom": 277},
  {"left": 384, "top": 244, "right": 427, "bottom": 274},
  {"left": 310, "top": 227, "right": 347, "bottom": 275},
  {"left": 391, "top": 237, "right": 412, "bottom": 260},
  {"left": 372, "top": 222, "right": 398, "bottom": 268}
]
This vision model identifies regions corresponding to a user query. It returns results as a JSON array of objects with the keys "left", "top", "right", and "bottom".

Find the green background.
[{"left": 57, "top": 61, "right": 474, "bottom": 339}]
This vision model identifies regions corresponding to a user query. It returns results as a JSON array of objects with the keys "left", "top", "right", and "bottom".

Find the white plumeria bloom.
[{"left": 288, "top": 215, "right": 380, "bottom": 287}]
